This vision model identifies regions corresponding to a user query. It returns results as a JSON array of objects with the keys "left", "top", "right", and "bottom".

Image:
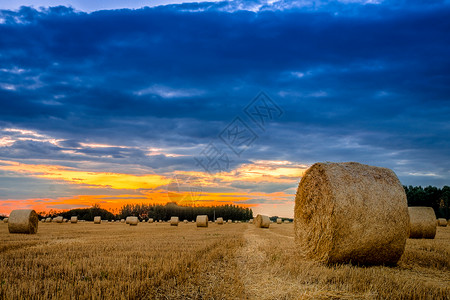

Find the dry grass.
[{"left": 1, "top": 222, "right": 449, "bottom": 299}]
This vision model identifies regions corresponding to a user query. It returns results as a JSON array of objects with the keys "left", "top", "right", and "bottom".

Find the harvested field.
[{"left": 0, "top": 222, "right": 449, "bottom": 299}]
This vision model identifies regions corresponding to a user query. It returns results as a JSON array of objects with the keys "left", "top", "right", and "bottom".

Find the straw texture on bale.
[
  {"left": 276, "top": 218, "right": 282, "bottom": 224},
  {"left": 127, "top": 216, "right": 139, "bottom": 226},
  {"left": 54, "top": 216, "right": 63, "bottom": 223},
  {"left": 408, "top": 207, "right": 437, "bottom": 239},
  {"left": 437, "top": 218, "right": 447, "bottom": 227},
  {"left": 196, "top": 215, "right": 208, "bottom": 227},
  {"left": 8, "top": 209, "right": 39, "bottom": 234},
  {"left": 148, "top": 218, "right": 154, "bottom": 223},
  {"left": 216, "top": 217, "right": 224, "bottom": 225},
  {"left": 254, "top": 214, "right": 270, "bottom": 228},
  {"left": 295, "top": 162, "right": 409, "bottom": 265},
  {"left": 70, "top": 216, "right": 78, "bottom": 223},
  {"left": 45, "top": 217, "right": 52, "bottom": 223},
  {"left": 170, "top": 217, "right": 179, "bottom": 226},
  {"left": 94, "top": 216, "right": 101, "bottom": 224},
  {"left": 3, "top": 218, "right": 8, "bottom": 223}
]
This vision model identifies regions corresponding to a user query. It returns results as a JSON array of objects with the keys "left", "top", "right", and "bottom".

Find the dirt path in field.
[{"left": 235, "top": 225, "right": 302, "bottom": 299}]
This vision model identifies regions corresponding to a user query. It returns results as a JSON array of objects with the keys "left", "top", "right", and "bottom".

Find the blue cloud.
[{"left": 0, "top": 0, "right": 449, "bottom": 187}]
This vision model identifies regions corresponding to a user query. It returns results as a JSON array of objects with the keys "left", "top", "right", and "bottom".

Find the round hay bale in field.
[
  {"left": 70, "top": 216, "right": 78, "bottom": 223},
  {"left": 276, "top": 218, "right": 282, "bottom": 224},
  {"left": 93, "top": 216, "right": 101, "bottom": 224},
  {"left": 227, "top": 219, "right": 232, "bottom": 224},
  {"left": 63, "top": 218, "right": 68, "bottom": 222},
  {"left": 8, "top": 209, "right": 39, "bottom": 234},
  {"left": 216, "top": 217, "right": 224, "bottom": 225},
  {"left": 148, "top": 218, "right": 154, "bottom": 223},
  {"left": 284, "top": 220, "right": 290, "bottom": 224},
  {"left": 295, "top": 162, "right": 409, "bottom": 265},
  {"left": 3, "top": 218, "right": 9, "bottom": 223},
  {"left": 196, "top": 215, "right": 208, "bottom": 227},
  {"left": 408, "top": 207, "right": 437, "bottom": 239},
  {"left": 54, "top": 216, "right": 64, "bottom": 223},
  {"left": 255, "top": 214, "right": 270, "bottom": 228},
  {"left": 170, "top": 217, "right": 179, "bottom": 226},
  {"left": 127, "top": 216, "right": 139, "bottom": 226},
  {"left": 437, "top": 218, "right": 447, "bottom": 227},
  {"left": 184, "top": 219, "right": 188, "bottom": 224},
  {"left": 40, "top": 219, "right": 45, "bottom": 223},
  {"left": 249, "top": 219, "right": 253, "bottom": 224},
  {"left": 45, "top": 217, "right": 52, "bottom": 223},
  {"left": 120, "top": 219, "right": 125, "bottom": 223}
]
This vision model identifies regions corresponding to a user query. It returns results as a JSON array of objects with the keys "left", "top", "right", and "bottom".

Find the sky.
[{"left": 0, "top": 0, "right": 449, "bottom": 218}]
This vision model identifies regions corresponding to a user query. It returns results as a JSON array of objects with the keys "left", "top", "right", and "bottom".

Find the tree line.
[
  {"left": 38, "top": 202, "right": 253, "bottom": 222},
  {"left": 404, "top": 185, "right": 449, "bottom": 219}
]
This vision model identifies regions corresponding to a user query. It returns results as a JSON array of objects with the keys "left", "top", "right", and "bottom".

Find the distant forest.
[
  {"left": 39, "top": 202, "right": 253, "bottom": 222},
  {"left": 404, "top": 185, "right": 449, "bottom": 219}
]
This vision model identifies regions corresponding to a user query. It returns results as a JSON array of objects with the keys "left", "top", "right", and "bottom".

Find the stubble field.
[{"left": 0, "top": 222, "right": 449, "bottom": 299}]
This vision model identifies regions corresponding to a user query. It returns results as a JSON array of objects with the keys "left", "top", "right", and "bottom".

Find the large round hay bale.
[
  {"left": 295, "top": 162, "right": 409, "bottom": 265},
  {"left": 255, "top": 214, "right": 270, "bottom": 228},
  {"left": 127, "top": 216, "right": 139, "bottom": 226},
  {"left": 148, "top": 218, "right": 154, "bottom": 223},
  {"left": 196, "top": 215, "right": 208, "bottom": 227},
  {"left": 45, "top": 217, "right": 52, "bottom": 223},
  {"left": 216, "top": 217, "right": 224, "bottom": 225},
  {"left": 276, "top": 218, "right": 282, "bottom": 224},
  {"left": 3, "top": 218, "right": 9, "bottom": 223},
  {"left": 93, "top": 216, "right": 101, "bottom": 224},
  {"left": 437, "top": 218, "right": 447, "bottom": 227},
  {"left": 70, "top": 216, "right": 78, "bottom": 224},
  {"left": 170, "top": 217, "right": 179, "bottom": 226},
  {"left": 54, "top": 216, "right": 63, "bottom": 223},
  {"left": 8, "top": 209, "right": 39, "bottom": 234},
  {"left": 408, "top": 207, "right": 437, "bottom": 238}
]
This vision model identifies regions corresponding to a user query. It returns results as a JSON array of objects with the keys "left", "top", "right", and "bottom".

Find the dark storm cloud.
[{"left": 0, "top": 0, "right": 449, "bottom": 185}]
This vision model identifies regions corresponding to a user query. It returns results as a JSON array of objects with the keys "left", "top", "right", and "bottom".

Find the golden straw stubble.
[{"left": 295, "top": 162, "right": 409, "bottom": 265}]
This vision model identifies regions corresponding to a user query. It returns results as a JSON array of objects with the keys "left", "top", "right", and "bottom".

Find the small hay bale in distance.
[
  {"left": 148, "top": 218, "right": 154, "bottom": 223},
  {"left": 437, "top": 218, "right": 448, "bottom": 227},
  {"left": 54, "top": 216, "right": 63, "bottom": 223},
  {"left": 196, "top": 215, "right": 208, "bottom": 227},
  {"left": 254, "top": 214, "right": 270, "bottom": 228},
  {"left": 93, "top": 216, "right": 101, "bottom": 224},
  {"left": 276, "top": 218, "right": 282, "bottom": 224},
  {"left": 227, "top": 219, "right": 232, "bottom": 224},
  {"left": 70, "top": 216, "right": 78, "bottom": 223},
  {"left": 3, "top": 218, "right": 8, "bottom": 223},
  {"left": 183, "top": 219, "right": 188, "bottom": 224},
  {"left": 170, "top": 217, "right": 179, "bottom": 226},
  {"left": 295, "top": 162, "right": 409, "bottom": 265},
  {"left": 408, "top": 207, "right": 437, "bottom": 239},
  {"left": 216, "top": 217, "right": 224, "bottom": 225},
  {"left": 8, "top": 209, "right": 39, "bottom": 234},
  {"left": 45, "top": 217, "right": 52, "bottom": 223},
  {"left": 284, "top": 220, "right": 290, "bottom": 224},
  {"left": 127, "top": 216, "right": 139, "bottom": 226},
  {"left": 249, "top": 219, "right": 253, "bottom": 224},
  {"left": 120, "top": 219, "right": 125, "bottom": 223}
]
